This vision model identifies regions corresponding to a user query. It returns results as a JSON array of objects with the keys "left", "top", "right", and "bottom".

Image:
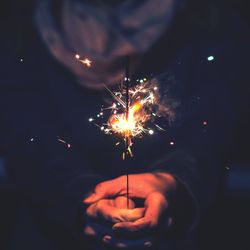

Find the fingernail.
[
  {"left": 102, "top": 235, "right": 112, "bottom": 242},
  {"left": 144, "top": 241, "right": 152, "bottom": 248}
]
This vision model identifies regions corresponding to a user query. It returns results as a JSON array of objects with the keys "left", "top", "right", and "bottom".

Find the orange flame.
[{"left": 108, "top": 101, "right": 146, "bottom": 138}]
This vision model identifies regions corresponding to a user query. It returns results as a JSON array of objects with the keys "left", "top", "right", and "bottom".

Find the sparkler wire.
[{"left": 125, "top": 56, "right": 130, "bottom": 209}]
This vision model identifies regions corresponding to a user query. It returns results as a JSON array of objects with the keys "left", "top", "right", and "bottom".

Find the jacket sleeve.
[
  {"left": 145, "top": 26, "right": 249, "bottom": 233},
  {"left": 0, "top": 81, "right": 103, "bottom": 239}
]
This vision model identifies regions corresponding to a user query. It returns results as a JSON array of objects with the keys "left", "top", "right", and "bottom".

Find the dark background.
[{"left": 0, "top": 1, "right": 249, "bottom": 249}]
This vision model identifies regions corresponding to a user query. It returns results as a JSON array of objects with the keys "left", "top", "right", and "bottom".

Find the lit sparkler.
[
  {"left": 83, "top": 55, "right": 176, "bottom": 208},
  {"left": 93, "top": 74, "right": 169, "bottom": 208},
  {"left": 98, "top": 78, "right": 167, "bottom": 156}
]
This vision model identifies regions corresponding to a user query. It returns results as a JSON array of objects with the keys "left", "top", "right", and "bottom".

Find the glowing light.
[
  {"left": 203, "top": 121, "right": 208, "bottom": 126},
  {"left": 30, "top": 138, "right": 34, "bottom": 142},
  {"left": 170, "top": 141, "right": 175, "bottom": 145},
  {"left": 90, "top": 77, "right": 175, "bottom": 158},
  {"left": 58, "top": 138, "right": 67, "bottom": 144},
  {"left": 75, "top": 54, "right": 92, "bottom": 67},
  {"left": 89, "top": 118, "right": 94, "bottom": 122},
  {"left": 108, "top": 102, "right": 144, "bottom": 138},
  {"left": 20, "top": 58, "right": 24, "bottom": 62},
  {"left": 79, "top": 58, "right": 92, "bottom": 67},
  {"left": 207, "top": 56, "right": 214, "bottom": 61},
  {"left": 149, "top": 129, "right": 154, "bottom": 135},
  {"left": 57, "top": 137, "right": 71, "bottom": 149}
]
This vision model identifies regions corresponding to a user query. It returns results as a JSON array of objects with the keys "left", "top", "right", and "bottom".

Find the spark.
[
  {"left": 75, "top": 54, "right": 92, "bottom": 67},
  {"left": 203, "top": 121, "right": 208, "bottom": 126},
  {"left": 155, "top": 124, "right": 166, "bottom": 131},
  {"left": 57, "top": 136, "right": 72, "bottom": 149},
  {"left": 149, "top": 129, "right": 154, "bottom": 135},
  {"left": 58, "top": 138, "right": 67, "bottom": 144},
  {"left": 127, "top": 147, "right": 133, "bottom": 157},
  {"left": 170, "top": 141, "right": 175, "bottom": 146},
  {"left": 90, "top": 76, "right": 175, "bottom": 158},
  {"left": 207, "top": 56, "right": 214, "bottom": 61},
  {"left": 79, "top": 58, "right": 92, "bottom": 67}
]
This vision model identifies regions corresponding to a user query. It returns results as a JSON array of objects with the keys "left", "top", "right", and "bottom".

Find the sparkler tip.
[{"left": 90, "top": 74, "right": 172, "bottom": 159}]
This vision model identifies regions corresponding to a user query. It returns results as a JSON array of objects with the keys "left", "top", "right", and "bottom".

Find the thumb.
[
  {"left": 83, "top": 179, "right": 119, "bottom": 204},
  {"left": 83, "top": 193, "right": 102, "bottom": 204}
]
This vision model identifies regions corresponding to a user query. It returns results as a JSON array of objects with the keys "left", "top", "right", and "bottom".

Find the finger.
[
  {"left": 102, "top": 235, "right": 155, "bottom": 249},
  {"left": 115, "top": 196, "right": 135, "bottom": 209},
  {"left": 112, "top": 192, "right": 168, "bottom": 235},
  {"left": 144, "top": 192, "right": 168, "bottom": 225},
  {"left": 83, "top": 178, "right": 125, "bottom": 204},
  {"left": 112, "top": 218, "right": 153, "bottom": 236},
  {"left": 87, "top": 199, "right": 145, "bottom": 223}
]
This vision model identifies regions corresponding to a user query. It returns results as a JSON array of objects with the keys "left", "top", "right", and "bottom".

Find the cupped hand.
[
  {"left": 84, "top": 172, "right": 176, "bottom": 236},
  {"left": 84, "top": 196, "right": 155, "bottom": 249}
]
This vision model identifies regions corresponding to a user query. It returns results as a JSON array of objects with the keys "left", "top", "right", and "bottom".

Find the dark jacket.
[{"left": 0, "top": 14, "right": 249, "bottom": 250}]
